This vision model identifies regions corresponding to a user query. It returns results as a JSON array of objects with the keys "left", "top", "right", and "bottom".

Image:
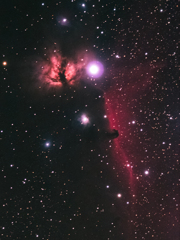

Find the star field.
[{"left": 0, "top": 0, "right": 179, "bottom": 239}]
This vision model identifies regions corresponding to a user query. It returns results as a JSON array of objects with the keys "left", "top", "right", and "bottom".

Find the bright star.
[
  {"left": 81, "top": 115, "right": 89, "bottom": 124},
  {"left": 144, "top": 170, "right": 149, "bottom": 175},
  {"left": 89, "top": 65, "right": 99, "bottom": 74},
  {"left": 117, "top": 193, "right": 122, "bottom": 198},
  {"left": 86, "top": 61, "right": 104, "bottom": 78},
  {"left": 3, "top": 61, "right": 7, "bottom": 66}
]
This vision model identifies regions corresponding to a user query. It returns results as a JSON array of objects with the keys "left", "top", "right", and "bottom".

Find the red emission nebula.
[
  {"left": 37, "top": 51, "right": 86, "bottom": 87},
  {"left": 104, "top": 63, "right": 163, "bottom": 237},
  {"left": 105, "top": 64, "right": 160, "bottom": 182}
]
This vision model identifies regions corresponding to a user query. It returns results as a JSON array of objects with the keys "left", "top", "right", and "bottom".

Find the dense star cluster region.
[{"left": 0, "top": 0, "right": 179, "bottom": 240}]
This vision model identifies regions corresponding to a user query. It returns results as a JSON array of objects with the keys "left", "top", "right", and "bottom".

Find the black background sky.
[{"left": 0, "top": 0, "right": 179, "bottom": 240}]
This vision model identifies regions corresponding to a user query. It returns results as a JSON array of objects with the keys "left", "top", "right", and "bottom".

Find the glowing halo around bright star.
[
  {"left": 81, "top": 114, "right": 89, "bottom": 125},
  {"left": 45, "top": 142, "right": 50, "bottom": 147},
  {"left": 86, "top": 61, "right": 104, "bottom": 78}
]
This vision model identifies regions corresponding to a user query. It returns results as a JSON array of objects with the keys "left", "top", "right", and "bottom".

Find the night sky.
[{"left": 0, "top": 0, "right": 179, "bottom": 239}]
